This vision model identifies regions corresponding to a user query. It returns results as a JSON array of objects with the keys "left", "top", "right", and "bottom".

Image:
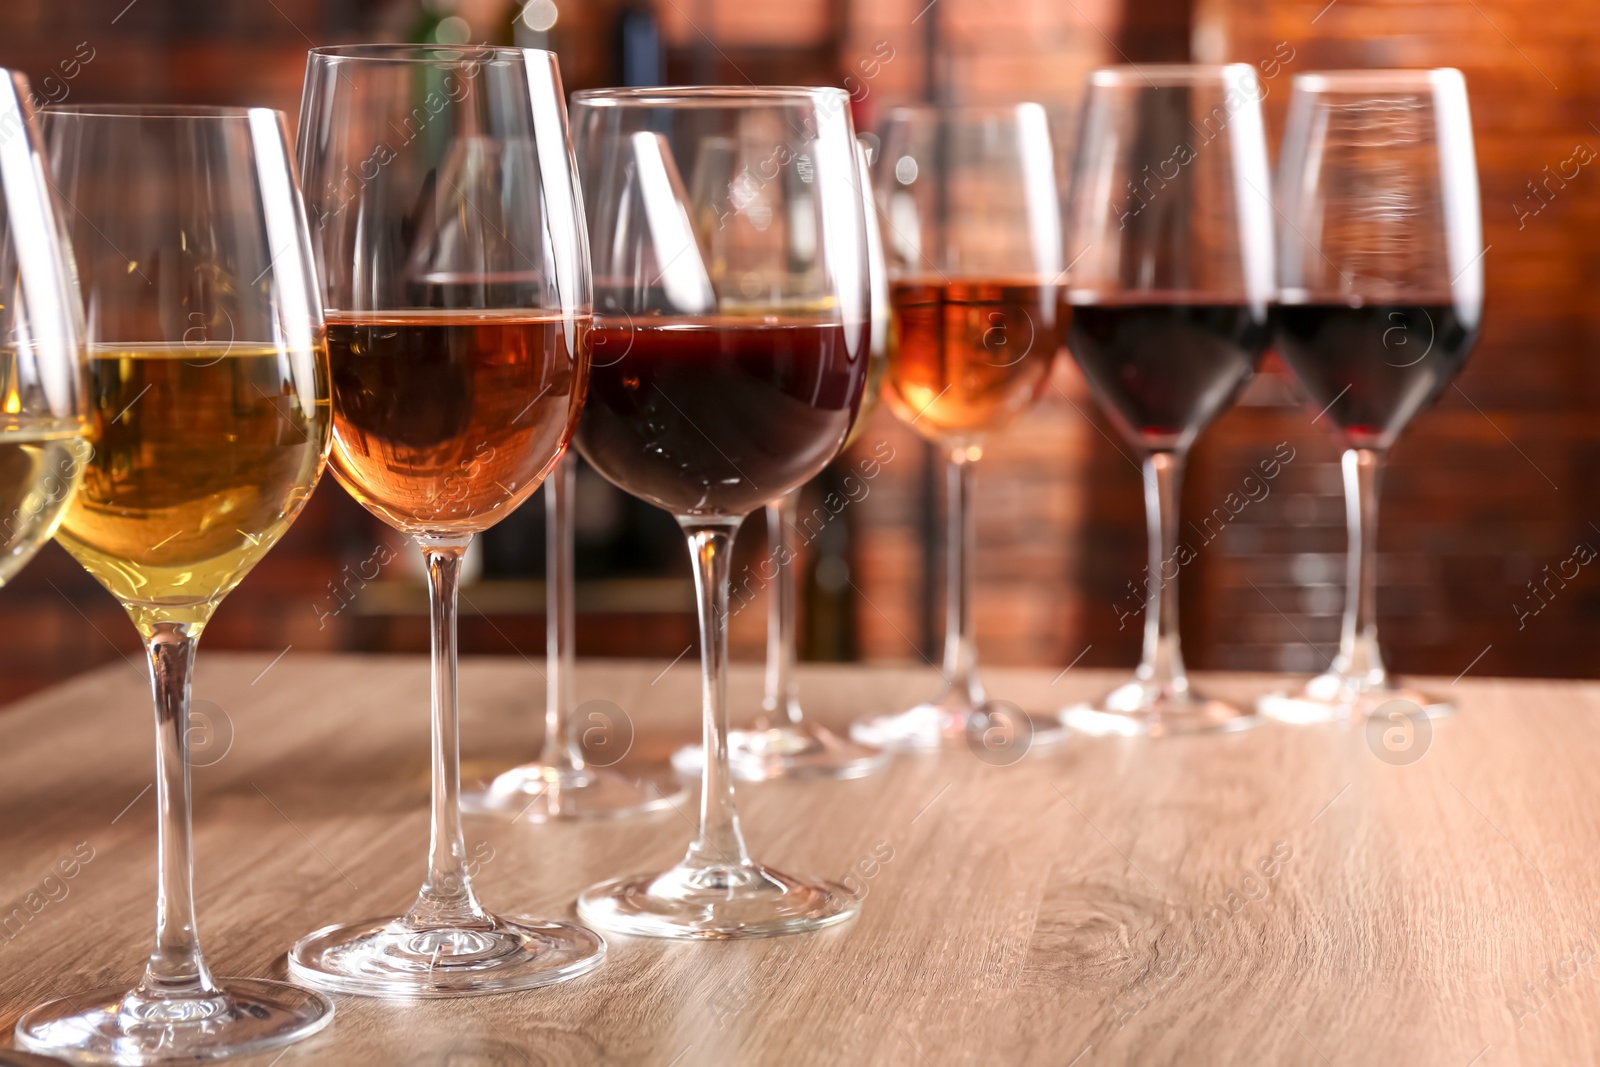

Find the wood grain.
[{"left": 0, "top": 655, "right": 1595, "bottom": 1065}]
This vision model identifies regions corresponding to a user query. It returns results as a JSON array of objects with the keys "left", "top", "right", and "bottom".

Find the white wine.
[
  {"left": 55, "top": 343, "right": 331, "bottom": 635},
  {"left": 0, "top": 425, "right": 89, "bottom": 585}
]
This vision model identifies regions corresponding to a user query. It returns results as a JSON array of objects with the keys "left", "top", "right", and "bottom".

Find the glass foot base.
[
  {"left": 1258, "top": 673, "right": 1455, "bottom": 724},
  {"left": 15, "top": 978, "right": 333, "bottom": 1065},
  {"left": 287, "top": 914, "right": 604, "bottom": 998},
  {"left": 463, "top": 763, "right": 688, "bottom": 821},
  {"left": 1061, "top": 680, "right": 1260, "bottom": 738},
  {"left": 849, "top": 701, "right": 1068, "bottom": 754},
  {"left": 671, "top": 722, "right": 889, "bottom": 781},
  {"left": 577, "top": 862, "right": 860, "bottom": 940}
]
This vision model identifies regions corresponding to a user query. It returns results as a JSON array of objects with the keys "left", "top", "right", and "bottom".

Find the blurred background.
[{"left": 0, "top": 0, "right": 1593, "bottom": 700}]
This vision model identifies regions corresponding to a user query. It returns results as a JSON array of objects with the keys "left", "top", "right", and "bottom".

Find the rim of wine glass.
[
  {"left": 571, "top": 85, "right": 847, "bottom": 108},
  {"left": 308, "top": 43, "right": 546, "bottom": 65},
  {"left": 1089, "top": 63, "right": 1259, "bottom": 87},
  {"left": 1293, "top": 67, "right": 1463, "bottom": 92},
  {"left": 41, "top": 103, "right": 278, "bottom": 120}
]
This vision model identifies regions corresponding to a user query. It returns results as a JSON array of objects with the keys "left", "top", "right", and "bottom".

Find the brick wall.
[
  {"left": 2, "top": 0, "right": 1594, "bottom": 704},
  {"left": 1187, "top": 0, "right": 1600, "bottom": 679}
]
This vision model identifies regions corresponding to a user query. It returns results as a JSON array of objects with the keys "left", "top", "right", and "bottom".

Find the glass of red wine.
[
  {"left": 848, "top": 103, "right": 1070, "bottom": 753},
  {"left": 289, "top": 45, "right": 604, "bottom": 995},
  {"left": 669, "top": 137, "right": 890, "bottom": 782},
  {"left": 569, "top": 87, "right": 870, "bottom": 938},
  {"left": 1258, "top": 69, "right": 1482, "bottom": 724},
  {"left": 1059, "top": 65, "right": 1275, "bottom": 737}
]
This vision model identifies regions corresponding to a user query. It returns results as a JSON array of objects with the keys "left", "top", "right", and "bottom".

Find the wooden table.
[{"left": 0, "top": 655, "right": 1594, "bottom": 1065}]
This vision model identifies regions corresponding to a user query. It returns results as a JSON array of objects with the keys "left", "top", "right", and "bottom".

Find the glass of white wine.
[
  {"left": 15, "top": 106, "right": 335, "bottom": 1063},
  {"left": 0, "top": 72, "right": 90, "bottom": 585}
]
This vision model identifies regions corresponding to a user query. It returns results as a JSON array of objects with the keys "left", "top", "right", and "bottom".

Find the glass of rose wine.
[
  {"left": 289, "top": 45, "right": 603, "bottom": 995},
  {"left": 0, "top": 72, "right": 89, "bottom": 590},
  {"left": 1259, "top": 69, "right": 1482, "bottom": 723},
  {"left": 1059, "top": 65, "right": 1275, "bottom": 737},
  {"left": 849, "top": 103, "right": 1069, "bottom": 753},
  {"left": 569, "top": 86, "right": 870, "bottom": 937},
  {"left": 670, "top": 137, "right": 890, "bottom": 781},
  {"left": 16, "top": 105, "right": 334, "bottom": 1063}
]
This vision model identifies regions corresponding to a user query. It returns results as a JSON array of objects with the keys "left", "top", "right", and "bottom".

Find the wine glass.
[
  {"left": 462, "top": 449, "right": 690, "bottom": 819},
  {"left": 0, "top": 72, "right": 89, "bottom": 589},
  {"left": 17, "top": 105, "right": 334, "bottom": 1062},
  {"left": 569, "top": 86, "right": 870, "bottom": 938},
  {"left": 671, "top": 137, "right": 890, "bottom": 781},
  {"left": 848, "top": 104, "right": 1069, "bottom": 752},
  {"left": 290, "top": 44, "right": 603, "bottom": 995},
  {"left": 1258, "top": 69, "right": 1482, "bottom": 723},
  {"left": 1058, "top": 65, "right": 1275, "bottom": 737}
]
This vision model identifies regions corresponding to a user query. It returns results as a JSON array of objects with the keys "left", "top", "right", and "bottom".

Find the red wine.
[
  {"left": 1275, "top": 301, "right": 1477, "bottom": 450},
  {"left": 576, "top": 317, "right": 866, "bottom": 517},
  {"left": 1066, "top": 297, "right": 1270, "bottom": 451}
]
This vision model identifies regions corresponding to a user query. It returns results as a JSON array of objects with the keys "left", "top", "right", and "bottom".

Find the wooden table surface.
[{"left": 0, "top": 654, "right": 1595, "bottom": 1066}]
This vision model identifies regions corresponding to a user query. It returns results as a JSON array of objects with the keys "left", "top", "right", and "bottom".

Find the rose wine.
[
  {"left": 55, "top": 343, "right": 330, "bottom": 632},
  {"left": 0, "top": 425, "right": 89, "bottom": 585},
  {"left": 883, "top": 279, "right": 1065, "bottom": 449},
  {"left": 576, "top": 316, "right": 866, "bottom": 517},
  {"left": 325, "top": 310, "right": 588, "bottom": 533},
  {"left": 1275, "top": 301, "right": 1477, "bottom": 450},
  {"left": 1066, "top": 297, "right": 1270, "bottom": 451}
]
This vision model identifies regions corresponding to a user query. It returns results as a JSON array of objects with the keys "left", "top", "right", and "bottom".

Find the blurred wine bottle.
[
  {"left": 612, "top": 0, "right": 662, "bottom": 86},
  {"left": 407, "top": 0, "right": 472, "bottom": 44},
  {"left": 802, "top": 470, "right": 859, "bottom": 662}
]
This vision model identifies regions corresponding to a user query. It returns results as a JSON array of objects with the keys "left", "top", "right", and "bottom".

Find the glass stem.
[
  {"left": 1138, "top": 451, "right": 1187, "bottom": 693},
  {"left": 405, "top": 535, "right": 491, "bottom": 930},
  {"left": 762, "top": 489, "right": 803, "bottom": 726},
  {"left": 539, "top": 453, "right": 584, "bottom": 771},
  {"left": 133, "top": 622, "right": 221, "bottom": 1003},
  {"left": 941, "top": 452, "right": 983, "bottom": 708},
  {"left": 680, "top": 519, "right": 753, "bottom": 872},
  {"left": 1335, "top": 447, "right": 1387, "bottom": 687}
]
